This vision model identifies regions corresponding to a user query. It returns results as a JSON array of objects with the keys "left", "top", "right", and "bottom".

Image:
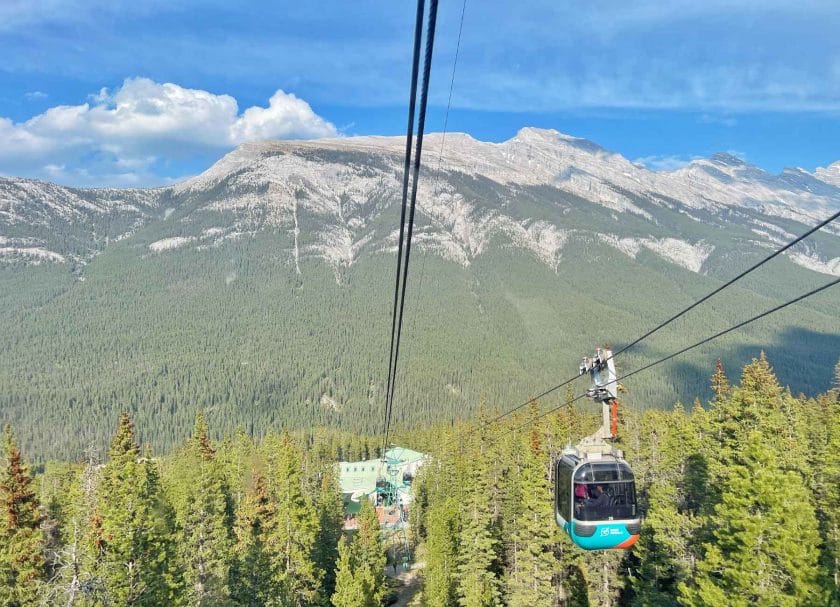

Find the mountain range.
[{"left": 1, "top": 128, "right": 838, "bottom": 459}]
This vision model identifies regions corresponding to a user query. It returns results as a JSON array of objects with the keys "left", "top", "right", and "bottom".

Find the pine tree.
[
  {"left": 629, "top": 401, "right": 708, "bottom": 606},
  {"left": 822, "top": 399, "right": 840, "bottom": 603},
  {"left": 142, "top": 446, "right": 180, "bottom": 606},
  {"left": 190, "top": 412, "right": 216, "bottom": 461},
  {"left": 231, "top": 474, "right": 280, "bottom": 606},
  {"left": 216, "top": 426, "right": 255, "bottom": 510},
  {"left": 679, "top": 431, "right": 824, "bottom": 607},
  {"left": 0, "top": 425, "right": 45, "bottom": 606},
  {"left": 95, "top": 413, "right": 171, "bottom": 605},
  {"left": 631, "top": 483, "right": 698, "bottom": 606},
  {"left": 178, "top": 416, "right": 234, "bottom": 606},
  {"left": 684, "top": 400, "right": 710, "bottom": 515},
  {"left": 710, "top": 359, "right": 731, "bottom": 401},
  {"left": 314, "top": 466, "right": 345, "bottom": 603},
  {"left": 423, "top": 497, "right": 459, "bottom": 607},
  {"left": 505, "top": 438, "right": 554, "bottom": 606},
  {"left": 43, "top": 447, "right": 108, "bottom": 606},
  {"left": 268, "top": 436, "right": 323, "bottom": 606},
  {"left": 331, "top": 536, "right": 375, "bottom": 607},
  {"left": 703, "top": 355, "right": 803, "bottom": 500},
  {"left": 456, "top": 443, "right": 501, "bottom": 607},
  {"left": 353, "top": 499, "right": 386, "bottom": 604}
]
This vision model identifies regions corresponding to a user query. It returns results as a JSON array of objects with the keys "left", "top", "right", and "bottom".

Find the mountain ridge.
[{"left": 2, "top": 128, "right": 839, "bottom": 277}]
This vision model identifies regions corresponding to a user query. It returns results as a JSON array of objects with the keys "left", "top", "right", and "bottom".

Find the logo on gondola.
[{"left": 600, "top": 527, "right": 622, "bottom": 537}]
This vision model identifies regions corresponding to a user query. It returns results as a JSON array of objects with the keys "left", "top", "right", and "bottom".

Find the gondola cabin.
[{"left": 554, "top": 449, "right": 640, "bottom": 550}]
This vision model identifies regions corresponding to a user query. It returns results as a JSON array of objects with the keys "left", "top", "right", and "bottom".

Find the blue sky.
[{"left": 0, "top": 0, "right": 838, "bottom": 186}]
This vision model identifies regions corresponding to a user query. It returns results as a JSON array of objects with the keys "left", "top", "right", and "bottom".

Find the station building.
[{"left": 337, "top": 446, "right": 426, "bottom": 528}]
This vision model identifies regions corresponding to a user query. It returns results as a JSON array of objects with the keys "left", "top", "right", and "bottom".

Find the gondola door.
[{"left": 554, "top": 458, "right": 574, "bottom": 529}]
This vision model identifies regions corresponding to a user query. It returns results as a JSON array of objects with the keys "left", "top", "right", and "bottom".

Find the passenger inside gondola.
[
  {"left": 574, "top": 481, "right": 638, "bottom": 520},
  {"left": 585, "top": 484, "right": 613, "bottom": 515},
  {"left": 573, "top": 482, "right": 588, "bottom": 509},
  {"left": 570, "top": 461, "right": 637, "bottom": 522}
]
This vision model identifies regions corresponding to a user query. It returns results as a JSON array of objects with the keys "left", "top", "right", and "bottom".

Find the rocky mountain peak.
[
  {"left": 512, "top": 127, "right": 561, "bottom": 142},
  {"left": 510, "top": 127, "right": 607, "bottom": 155},
  {"left": 709, "top": 152, "right": 747, "bottom": 167},
  {"left": 815, "top": 161, "right": 840, "bottom": 188},
  {"left": 2, "top": 129, "right": 838, "bottom": 278}
]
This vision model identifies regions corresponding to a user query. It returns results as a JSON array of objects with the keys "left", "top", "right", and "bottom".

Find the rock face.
[
  {"left": 0, "top": 177, "right": 161, "bottom": 265},
  {"left": 2, "top": 128, "right": 838, "bottom": 277}
]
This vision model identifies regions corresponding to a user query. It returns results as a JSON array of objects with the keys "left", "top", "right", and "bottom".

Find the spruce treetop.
[
  {"left": 1, "top": 424, "right": 42, "bottom": 531},
  {"left": 0, "top": 424, "right": 46, "bottom": 606},
  {"left": 190, "top": 412, "right": 215, "bottom": 461},
  {"left": 738, "top": 353, "right": 782, "bottom": 399},
  {"left": 711, "top": 359, "right": 731, "bottom": 400},
  {"left": 109, "top": 412, "right": 139, "bottom": 460},
  {"left": 2, "top": 424, "right": 14, "bottom": 456}
]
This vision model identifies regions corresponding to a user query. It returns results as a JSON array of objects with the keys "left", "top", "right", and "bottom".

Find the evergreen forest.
[
  {"left": 1, "top": 355, "right": 839, "bottom": 606},
  {"left": 3, "top": 230, "right": 838, "bottom": 463}
]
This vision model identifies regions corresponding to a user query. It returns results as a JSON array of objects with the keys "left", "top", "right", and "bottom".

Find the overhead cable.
[
  {"left": 383, "top": 0, "right": 440, "bottom": 455},
  {"left": 382, "top": 0, "right": 425, "bottom": 456},
  {"left": 610, "top": 208, "right": 840, "bottom": 359},
  {"left": 446, "top": 208, "right": 840, "bottom": 445},
  {"left": 397, "top": 0, "right": 469, "bottom": 416},
  {"left": 486, "top": 275, "right": 840, "bottom": 445}
]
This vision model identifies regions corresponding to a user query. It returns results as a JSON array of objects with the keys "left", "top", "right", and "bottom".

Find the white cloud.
[
  {"left": 24, "top": 91, "right": 48, "bottom": 101},
  {"left": 0, "top": 78, "right": 337, "bottom": 186},
  {"left": 230, "top": 90, "right": 337, "bottom": 142}
]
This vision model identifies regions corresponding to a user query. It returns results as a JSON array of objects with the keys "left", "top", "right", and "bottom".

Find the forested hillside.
[
  {"left": 0, "top": 355, "right": 838, "bottom": 605},
  {"left": 2, "top": 132, "right": 839, "bottom": 461},
  {"left": 2, "top": 232, "right": 838, "bottom": 462}
]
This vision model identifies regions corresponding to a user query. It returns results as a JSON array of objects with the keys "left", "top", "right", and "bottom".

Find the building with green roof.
[
  {"left": 338, "top": 459, "right": 382, "bottom": 505},
  {"left": 336, "top": 446, "right": 427, "bottom": 520}
]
